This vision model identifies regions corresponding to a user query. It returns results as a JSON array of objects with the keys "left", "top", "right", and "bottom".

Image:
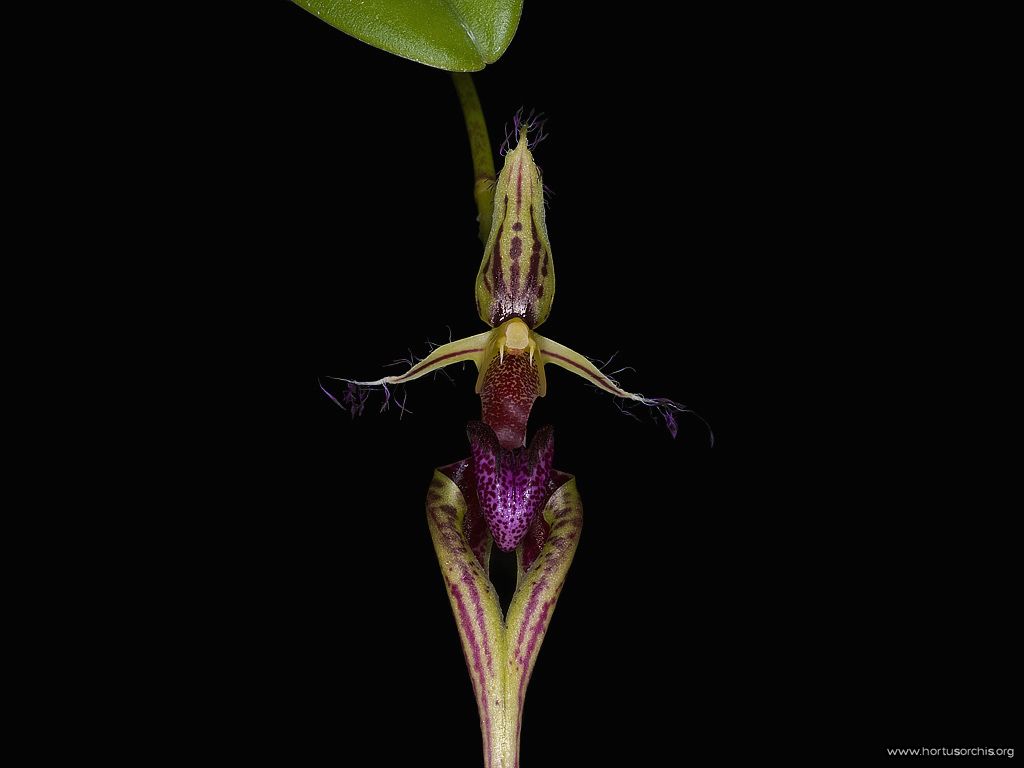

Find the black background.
[{"left": 216, "top": 3, "right": 1014, "bottom": 763}]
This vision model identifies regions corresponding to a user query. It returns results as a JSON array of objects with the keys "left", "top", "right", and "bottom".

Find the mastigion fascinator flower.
[{"left": 323, "top": 115, "right": 707, "bottom": 767}]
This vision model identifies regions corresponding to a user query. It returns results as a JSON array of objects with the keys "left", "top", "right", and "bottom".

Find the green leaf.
[{"left": 294, "top": 0, "right": 523, "bottom": 71}]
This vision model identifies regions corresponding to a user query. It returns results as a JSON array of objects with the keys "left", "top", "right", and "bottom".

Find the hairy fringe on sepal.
[
  {"left": 500, "top": 107, "right": 548, "bottom": 156},
  {"left": 319, "top": 378, "right": 412, "bottom": 419}
]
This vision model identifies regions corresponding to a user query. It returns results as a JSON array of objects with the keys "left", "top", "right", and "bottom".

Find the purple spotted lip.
[{"left": 467, "top": 421, "right": 554, "bottom": 551}]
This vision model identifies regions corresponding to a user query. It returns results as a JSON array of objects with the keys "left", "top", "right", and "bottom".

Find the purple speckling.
[{"left": 467, "top": 422, "right": 554, "bottom": 552}]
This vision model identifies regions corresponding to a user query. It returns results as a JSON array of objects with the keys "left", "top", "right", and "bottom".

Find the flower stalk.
[{"left": 452, "top": 73, "right": 496, "bottom": 244}]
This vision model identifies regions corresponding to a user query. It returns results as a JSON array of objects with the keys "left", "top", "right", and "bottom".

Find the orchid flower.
[{"left": 323, "top": 103, "right": 706, "bottom": 768}]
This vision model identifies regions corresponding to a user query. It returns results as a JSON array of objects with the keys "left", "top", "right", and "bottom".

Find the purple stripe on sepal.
[
  {"left": 427, "top": 469, "right": 581, "bottom": 768},
  {"left": 439, "top": 458, "right": 491, "bottom": 571},
  {"left": 447, "top": 578, "right": 492, "bottom": 757},
  {"left": 519, "top": 511, "right": 549, "bottom": 573},
  {"left": 467, "top": 422, "right": 554, "bottom": 552},
  {"left": 491, "top": 225, "right": 505, "bottom": 301},
  {"left": 509, "top": 236, "right": 522, "bottom": 299}
]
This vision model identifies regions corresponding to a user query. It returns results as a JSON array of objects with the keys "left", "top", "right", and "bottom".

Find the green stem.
[{"left": 452, "top": 73, "right": 496, "bottom": 244}]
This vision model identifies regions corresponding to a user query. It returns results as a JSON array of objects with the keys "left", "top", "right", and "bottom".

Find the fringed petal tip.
[
  {"left": 534, "top": 334, "right": 713, "bottom": 445},
  {"left": 320, "top": 330, "right": 500, "bottom": 421},
  {"left": 320, "top": 378, "right": 411, "bottom": 419},
  {"left": 646, "top": 397, "right": 715, "bottom": 446}
]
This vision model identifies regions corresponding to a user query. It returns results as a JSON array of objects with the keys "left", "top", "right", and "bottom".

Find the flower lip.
[{"left": 467, "top": 421, "right": 555, "bottom": 552}]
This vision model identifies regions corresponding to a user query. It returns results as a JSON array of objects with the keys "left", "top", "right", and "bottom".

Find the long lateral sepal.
[
  {"left": 503, "top": 477, "right": 582, "bottom": 762},
  {"left": 427, "top": 468, "right": 582, "bottom": 768}
]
